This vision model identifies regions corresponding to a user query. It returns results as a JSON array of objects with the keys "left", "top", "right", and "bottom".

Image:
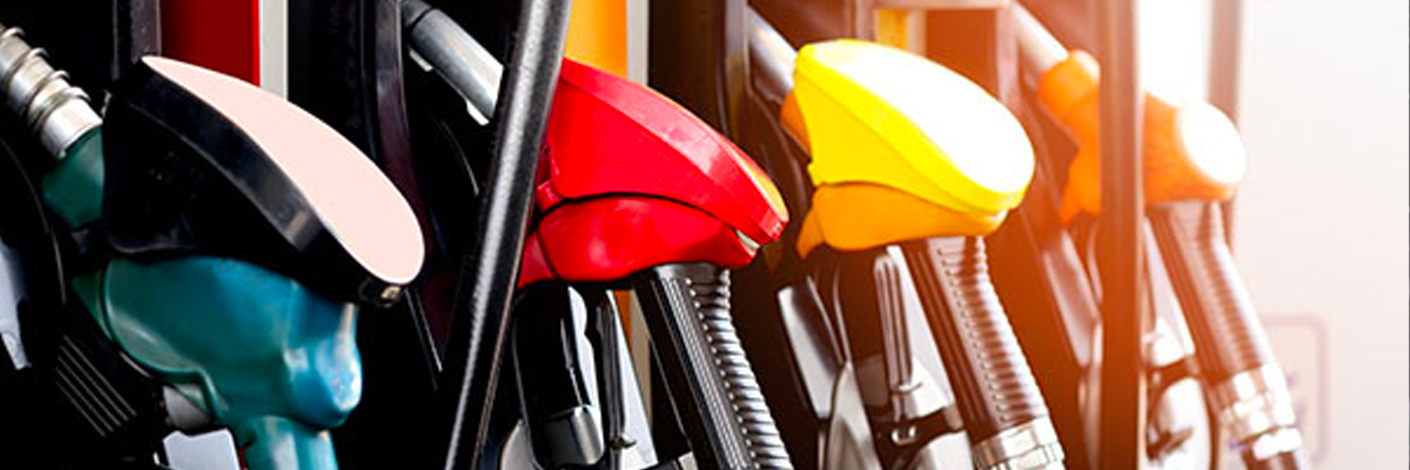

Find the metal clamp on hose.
[
  {"left": 1214, "top": 365, "right": 1301, "bottom": 451},
  {"left": 0, "top": 23, "right": 100, "bottom": 158},
  {"left": 971, "top": 417, "right": 1066, "bottom": 470}
]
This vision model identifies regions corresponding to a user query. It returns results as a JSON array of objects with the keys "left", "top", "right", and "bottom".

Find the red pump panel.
[
  {"left": 521, "top": 59, "right": 788, "bottom": 286},
  {"left": 161, "top": 1, "right": 260, "bottom": 84}
]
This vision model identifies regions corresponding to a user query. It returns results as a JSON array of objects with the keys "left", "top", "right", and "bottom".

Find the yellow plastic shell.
[{"left": 786, "top": 40, "right": 1035, "bottom": 217}]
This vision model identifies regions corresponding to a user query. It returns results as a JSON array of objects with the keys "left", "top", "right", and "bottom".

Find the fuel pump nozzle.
[
  {"left": 741, "top": 9, "right": 1064, "bottom": 470},
  {"left": 1011, "top": 7, "right": 1306, "bottom": 469},
  {"left": 0, "top": 22, "right": 425, "bottom": 468}
]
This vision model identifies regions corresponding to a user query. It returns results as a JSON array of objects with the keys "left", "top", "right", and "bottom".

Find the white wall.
[{"left": 1232, "top": 0, "right": 1408, "bottom": 467}]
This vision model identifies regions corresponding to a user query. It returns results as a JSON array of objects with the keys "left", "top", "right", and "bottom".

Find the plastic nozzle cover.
[
  {"left": 791, "top": 40, "right": 1034, "bottom": 215},
  {"left": 1039, "top": 52, "right": 1247, "bottom": 222}
]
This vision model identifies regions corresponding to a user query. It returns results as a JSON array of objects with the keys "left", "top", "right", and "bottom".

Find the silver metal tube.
[
  {"left": 1012, "top": 5, "right": 1068, "bottom": 82},
  {"left": 745, "top": 7, "right": 796, "bottom": 105},
  {"left": 402, "top": 0, "right": 503, "bottom": 123},
  {"left": 0, "top": 24, "right": 101, "bottom": 158}
]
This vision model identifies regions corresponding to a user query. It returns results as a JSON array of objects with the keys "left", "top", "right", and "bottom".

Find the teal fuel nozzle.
[
  {"left": 78, "top": 256, "right": 360, "bottom": 470},
  {"left": 3, "top": 24, "right": 423, "bottom": 469}
]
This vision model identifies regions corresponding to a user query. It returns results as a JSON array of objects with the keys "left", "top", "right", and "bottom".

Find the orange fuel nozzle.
[{"left": 1036, "top": 51, "right": 1247, "bottom": 224}]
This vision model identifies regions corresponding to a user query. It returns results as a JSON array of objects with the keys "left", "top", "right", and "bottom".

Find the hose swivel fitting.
[
  {"left": 1215, "top": 365, "right": 1303, "bottom": 461},
  {"left": 972, "top": 417, "right": 1066, "bottom": 470},
  {"left": 0, "top": 23, "right": 101, "bottom": 158}
]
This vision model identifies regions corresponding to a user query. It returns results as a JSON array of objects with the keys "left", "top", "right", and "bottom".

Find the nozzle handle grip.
[
  {"left": 633, "top": 263, "right": 793, "bottom": 470},
  {"left": 1148, "top": 201, "right": 1273, "bottom": 381},
  {"left": 902, "top": 237, "right": 1065, "bottom": 469},
  {"left": 1149, "top": 202, "right": 1307, "bottom": 467},
  {"left": 902, "top": 237, "right": 1049, "bottom": 439}
]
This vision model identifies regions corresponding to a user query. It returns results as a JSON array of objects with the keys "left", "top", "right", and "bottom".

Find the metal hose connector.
[
  {"left": 1214, "top": 365, "right": 1301, "bottom": 453},
  {"left": 0, "top": 23, "right": 100, "bottom": 158},
  {"left": 687, "top": 268, "right": 794, "bottom": 469},
  {"left": 972, "top": 417, "right": 1066, "bottom": 470}
]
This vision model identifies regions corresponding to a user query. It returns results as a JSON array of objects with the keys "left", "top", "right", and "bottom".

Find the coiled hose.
[{"left": 634, "top": 262, "right": 793, "bottom": 470}]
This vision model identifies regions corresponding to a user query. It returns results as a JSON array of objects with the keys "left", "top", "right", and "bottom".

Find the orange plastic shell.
[
  {"left": 566, "top": 0, "right": 628, "bottom": 76},
  {"left": 779, "top": 92, "right": 809, "bottom": 151},
  {"left": 796, "top": 183, "right": 1003, "bottom": 257},
  {"left": 875, "top": 9, "right": 911, "bottom": 50},
  {"left": 1039, "top": 50, "right": 1243, "bottom": 223}
]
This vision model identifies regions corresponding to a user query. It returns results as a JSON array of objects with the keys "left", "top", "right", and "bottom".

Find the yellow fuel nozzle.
[
  {"left": 788, "top": 40, "right": 1034, "bottom": 217},
  {"left": 746, "top": 9, "right": 1036, "bottom": 253}
]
